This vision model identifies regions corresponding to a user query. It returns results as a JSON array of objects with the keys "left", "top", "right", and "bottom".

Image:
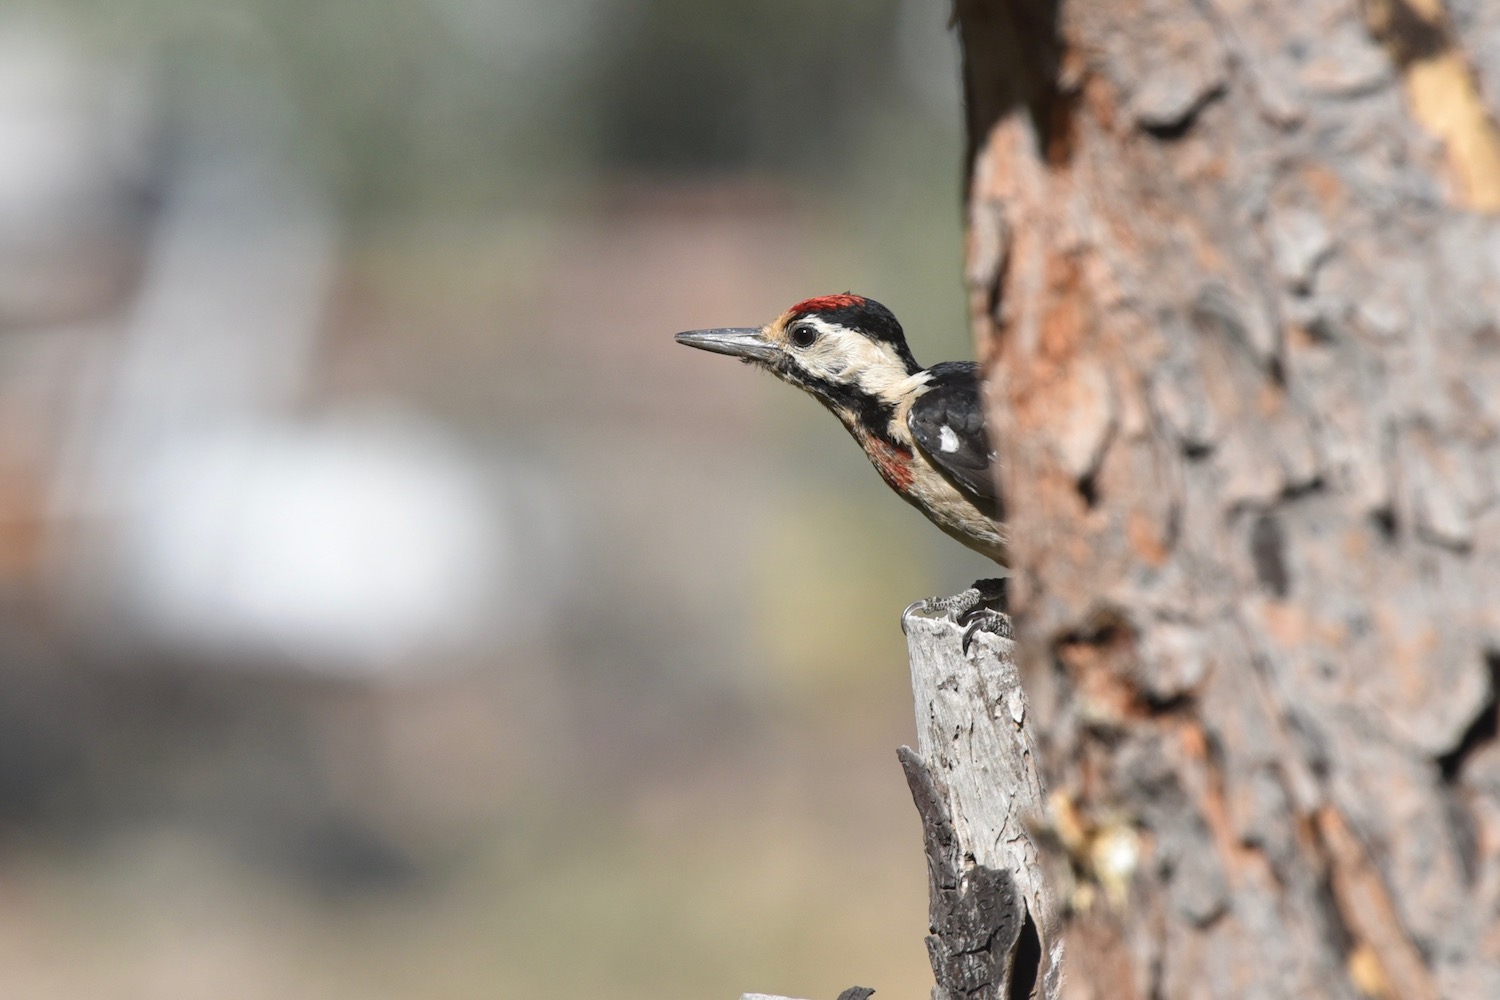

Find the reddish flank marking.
[
  {"left": 865, "top": 435, "right": 914, "bottom": 491},
  {"left": 791, "top": 293, "right": 865, "bottom": 315}
]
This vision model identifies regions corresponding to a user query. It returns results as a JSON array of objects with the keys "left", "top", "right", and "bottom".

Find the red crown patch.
[{"left": 789, "top": 293, "right": 865, "bottom": 315}]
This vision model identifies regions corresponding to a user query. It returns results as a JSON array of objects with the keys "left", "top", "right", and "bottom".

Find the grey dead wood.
[
  {"left": 954, "top": 0, "right": 1500, "bottom": 997},
  {"left": 738, "top": 600, "right": 1059, "bottom": 1000},
  {"left": 902, "top": 605, "right": 1063, "bottom": 1000}
]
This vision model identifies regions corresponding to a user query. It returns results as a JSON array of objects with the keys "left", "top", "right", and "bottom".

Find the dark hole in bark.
[
  {"left": 1266, "top": 355, "right": 1287, "bottom": 387},
  {"left": 1078, "top": 470, "right": 1099, "bottom": 508},
  {"left": 1139, "top": 81, "right": 1228, "bottom": 141},
  {"left": 1141, "top": 690, "right": 1195, "bottom": 716},
  {"left": 1282, "top": 476, "right": 1325, "bottom": 501},
  {"left": 1008, "top": 910, "right": 1041, "bottom": 1000},
  {"left": 1371, "top": 505, "right": 1399, "bottom": 542},
  {"left": 1141, "top": 116, "right": 1195, "bottom": 141},
  {"left": 1304, "top": 316, "right": 1340, "bottom": 346},
  {"left": 1250, "top": 512, "right": 1290, "bottom": 598},
  {"left": 1182, "top": 440, "right": 1214, "bottom": 460},
  {"left": 1373, "top": 0, "right": 1451, "bottom": 66},
  {"left": 987, "top": 255, "right": 1008, "bottom": 329},
  {"left": 1438, "top": 653, "right": 1500, "bottom": 784},
  {"left": 1436, "top": 654, "right": 1500, "bottom": 881}
]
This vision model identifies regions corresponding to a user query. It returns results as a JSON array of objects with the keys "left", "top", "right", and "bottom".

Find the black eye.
[{"left": 790, "top": 324, "right": 818, "bottom": 348}]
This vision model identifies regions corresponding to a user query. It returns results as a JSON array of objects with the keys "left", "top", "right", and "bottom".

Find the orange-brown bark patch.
[
  {"left": 1317, "top": 807, "right": 1438, "bottom": 1000},
  {"left": 1302, "top": 163, "right": 1346, "bottom": 210},
  {"left": 1083, "top": 71, "right": 1119, "bottom": 133},
  {"left": 1127, "top": 509, "right": 1169, "bottom": 566},
  {"left": 1041, "top": 253, "right": 1088, "bottom": 361}
]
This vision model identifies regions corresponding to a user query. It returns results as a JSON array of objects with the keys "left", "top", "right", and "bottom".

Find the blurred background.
[{"left": 0, "top": 2, "right": 995, "bottom": 997}]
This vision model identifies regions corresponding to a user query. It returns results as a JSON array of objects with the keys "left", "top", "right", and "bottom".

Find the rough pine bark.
[{"left": 955, "top": 0, "right": 1500, "bottom": 997}]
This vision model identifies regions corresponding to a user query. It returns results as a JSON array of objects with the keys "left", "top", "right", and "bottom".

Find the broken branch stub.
[{"left": 902, "top": 606, "right": 1062, "bottom": 1000}]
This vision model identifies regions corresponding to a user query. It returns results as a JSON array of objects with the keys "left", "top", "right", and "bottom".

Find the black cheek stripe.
[{"left": 792, "top": 372, "right": 902, "bottom": 450}]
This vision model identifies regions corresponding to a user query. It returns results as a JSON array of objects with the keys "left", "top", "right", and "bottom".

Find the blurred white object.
[
  {"left": 0, "top": 18, "right": 151, "bottom": 324},
  {"left": 123, "top": 412, "right": 505, "bottom": 674},
  {"left": 33, "top": 28, "right": 566, "bottom": 676}
]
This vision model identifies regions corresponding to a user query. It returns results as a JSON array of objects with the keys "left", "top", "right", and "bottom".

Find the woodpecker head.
[
  {"left": 676, "top": 294, "right": 1010, "bottom": 565},
  {"left": 674, "top": 294, "right": 921, "bottom": 416}
]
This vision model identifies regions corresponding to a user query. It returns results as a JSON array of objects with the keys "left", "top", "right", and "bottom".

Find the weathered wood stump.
[
  {"left": 739, "top": 592, "right": 1061, "bottom": 1000},
  {"left": 900, "top": 600, "right": 1060, "bottom": 1000}
]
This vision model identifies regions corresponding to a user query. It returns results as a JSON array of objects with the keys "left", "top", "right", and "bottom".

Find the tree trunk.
[{"left": 956, "top": 0, "right": 1500, "bottom": 997}]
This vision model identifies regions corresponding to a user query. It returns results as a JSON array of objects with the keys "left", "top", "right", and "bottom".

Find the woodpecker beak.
[{"left": 674, "top": 327, "right": 779, "bottom": 363}]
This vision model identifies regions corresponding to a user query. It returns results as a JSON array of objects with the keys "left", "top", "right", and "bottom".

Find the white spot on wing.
[{"left": 938, "top": 425, "right": 961, "bottom": 453}]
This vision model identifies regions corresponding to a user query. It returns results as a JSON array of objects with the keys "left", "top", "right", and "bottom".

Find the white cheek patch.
[
  {"left": 793, "top": 321, "right": 914, "bottom": 395},
  {"left": 938, "top": 425, "right": 961, "bottom": 453}
]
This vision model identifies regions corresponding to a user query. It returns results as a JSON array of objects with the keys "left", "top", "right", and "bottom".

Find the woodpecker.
[{"left": 675, "top": 294, "right": 1009, "bottom": 639}]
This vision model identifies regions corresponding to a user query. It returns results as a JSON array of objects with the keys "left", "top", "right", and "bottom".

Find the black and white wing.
[{"left": 906, "top": 362, "right": 1003, "bottom": 520}]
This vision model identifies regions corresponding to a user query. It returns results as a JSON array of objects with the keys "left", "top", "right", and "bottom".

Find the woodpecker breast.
[{"left": 821, "top": 359, "right": 1006, "bottom": 566}]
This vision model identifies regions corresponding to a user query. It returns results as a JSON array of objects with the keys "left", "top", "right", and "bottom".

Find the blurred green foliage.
[{"left": 44, "top": 0, "right": 952, "bottom": 215}]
